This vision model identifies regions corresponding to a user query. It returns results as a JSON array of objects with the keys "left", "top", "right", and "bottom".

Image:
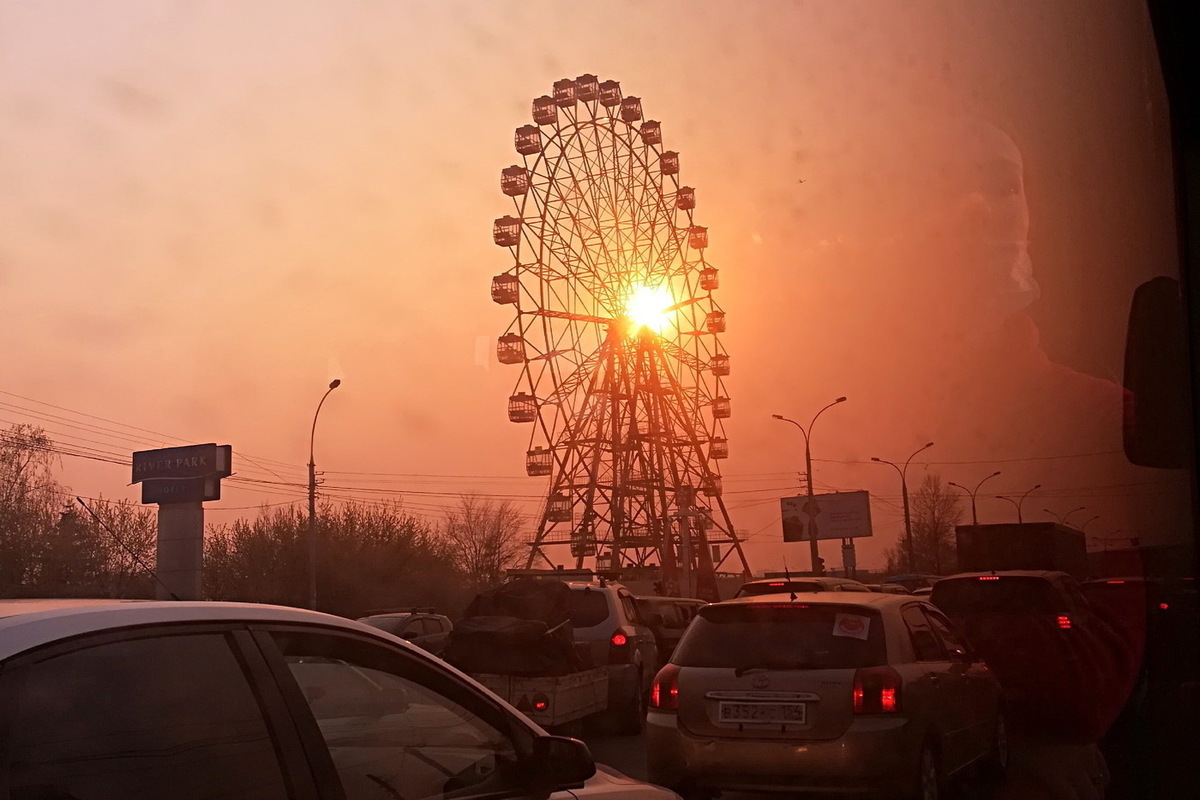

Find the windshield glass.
[
  {"left": 736, "top": 581, "right": 822, "bottom": 597},
  {"left": 932, "top": 577, "right": 1064, "bottom": 615},
  {"left": 567, "top": 591, "right": 608, "bottom": 628},
  {"left": 673, "top": 604, "right": 886, "bottom": 669}
]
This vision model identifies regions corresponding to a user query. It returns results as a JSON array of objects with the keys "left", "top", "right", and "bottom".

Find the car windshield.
[
  {"left": 736, "top": 582, "right": 822, "bottom": 597},
  {"left": 673, "top": 603, "right": 886, "bottom": 670},
  {"left": 568, "top": 591, "right": 609, "bottom": 628},
  {"left": 933, "top": 578, "right": 1064, "bottom": 615}
]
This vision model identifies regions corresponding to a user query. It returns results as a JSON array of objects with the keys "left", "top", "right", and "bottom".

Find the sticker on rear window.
[{"left": 833, "top": 613, "right": 871, "bottom": 640}]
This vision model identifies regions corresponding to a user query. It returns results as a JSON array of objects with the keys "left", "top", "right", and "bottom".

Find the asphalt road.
[{"left": 576, "top": 729, "right": 1094, "bottom": 796}]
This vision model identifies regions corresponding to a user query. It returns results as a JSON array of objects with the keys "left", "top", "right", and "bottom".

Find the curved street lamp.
[
  {"left": 948, "top": 471, "right": 1002, "bottom": 526},
  {"left": 308, "top": 378, "right": 342, "bottom": 611},
  {"left": 1044, "top": 506, "right": 1086, "bottom": 526},
  {"left": 995, "top": 484, "right": 1041, "bottom": 524},
  {"left": 871, "top": 441, "right": 935, "bottom": 573},
  {"left": 1080, "top": 515, "right": 1101, "bottom": 532},
  {"left": 772, "top": 396, "right": 847, "bottom": 575}
]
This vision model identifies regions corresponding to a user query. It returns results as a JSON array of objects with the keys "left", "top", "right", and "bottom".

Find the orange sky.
[{"left": 0, "top": 0, "right": 1188, "bottom": 574}]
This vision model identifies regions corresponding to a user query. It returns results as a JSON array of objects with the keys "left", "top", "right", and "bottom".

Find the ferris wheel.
[{"left": 489, "top": 74, "right": 750, "bottom": 593}]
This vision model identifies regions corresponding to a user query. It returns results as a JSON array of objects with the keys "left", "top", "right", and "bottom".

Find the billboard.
[{"left": 781, "top": 490, "right": 873, "bottom": 542}]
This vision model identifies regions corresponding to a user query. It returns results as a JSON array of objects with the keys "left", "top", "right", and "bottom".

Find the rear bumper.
[{"left": 645, "top": 710, "right": 920, "bottom": 797}]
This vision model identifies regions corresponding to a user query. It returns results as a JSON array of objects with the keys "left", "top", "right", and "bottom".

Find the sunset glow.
[{"left": 624, "top": 284, "right": 675, "bottom": 334}]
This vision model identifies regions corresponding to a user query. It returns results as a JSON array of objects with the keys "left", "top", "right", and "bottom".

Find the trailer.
[{"left": 471, "top": 666, "right": 609, "bottom": 736}]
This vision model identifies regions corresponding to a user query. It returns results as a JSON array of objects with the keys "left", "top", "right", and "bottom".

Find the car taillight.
[
  {"left": 1057, "top": 614, "right": 1072, "bottom": 630},
  {"left": 853, "top": 666, "right": 902, "bottom": 714},
  {"left": 650, "top": 664, "right": 681, "bottom": 711},
  {"left": 978, "top": 576, "right": 1000, "bottom": 581},
  {"left": 609, "top": 628, "right": 633, "bottom": 663}
]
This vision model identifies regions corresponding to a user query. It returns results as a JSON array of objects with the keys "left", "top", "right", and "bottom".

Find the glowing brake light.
[
  {"left": 767, "top": 582, "right": 786, "bottom": 587},
  {"left": 1107, "top": 580, "right": 1126, "bottom": 585},
  {"left": 852, "top": 666, "right": 902, "bottom": 714},
  {"left": 650, "top": 664, "right": 681, "bottom": 711},
  {"left": 978, "top": 576, "right": 1000, "bottom": 581},
  {"left": 1159, "top": 602, "right": 1170, "bottom": 610},
  {"left": 611, "top": 632, "right": 628, "bottom": 647},
  {"left": 1057, "top": 615, "right": 1072, "bottom": 630}
]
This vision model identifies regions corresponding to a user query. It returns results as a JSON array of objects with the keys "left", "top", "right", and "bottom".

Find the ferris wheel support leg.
[{"left": 712, "top": 493, "right": 753, "bottom": 579}]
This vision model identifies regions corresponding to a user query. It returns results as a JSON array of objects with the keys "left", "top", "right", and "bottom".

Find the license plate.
[{"left": 718, "top": 701, "right": 807, "bottom": 724}]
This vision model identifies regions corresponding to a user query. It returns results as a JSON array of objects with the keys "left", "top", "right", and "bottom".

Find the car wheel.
[
  {"left": 983, "top": 711, "right": 1009, "bottom": 779},
  {"left": 615, "top": 675, "right": 646, "bottom": 735},
  {"left": 910, "top": 744, "right": 940, "bottom": 800}
]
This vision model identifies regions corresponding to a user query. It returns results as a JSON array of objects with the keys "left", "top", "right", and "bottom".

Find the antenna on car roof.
[
  {"left": 782, "top": 554, "right": 798, "bottom": 602},
  {"left": 76, "top": 497, "right": 181, "bottom": 601}
]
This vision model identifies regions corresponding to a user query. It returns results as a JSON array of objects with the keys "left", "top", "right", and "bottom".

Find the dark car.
[
  {"left": 357, "top": 608, "right": 453, "bottom": 656},
  {"left": 931, "top": 570, "right": 1135, "bottom": 742},
  {"left": 634, "top": 596, "right": 707, "bottom": 666}
]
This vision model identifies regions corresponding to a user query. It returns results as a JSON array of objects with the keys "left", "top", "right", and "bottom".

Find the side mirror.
[
  {"left": 1124, "top": 276, "right": 1193, "bottom": 468},
  {"left": 527, "top": 736, "right": 595, "bottom": 790}
]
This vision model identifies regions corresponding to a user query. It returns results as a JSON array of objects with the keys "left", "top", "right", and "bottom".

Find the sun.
[{"left": 624, "top": 284, "right": 674, "bottom": 334}]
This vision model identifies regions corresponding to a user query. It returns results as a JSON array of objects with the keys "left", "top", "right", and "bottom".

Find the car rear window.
[
  {"left": 932, "top": 577, "right": 1064, "bottom": 615},
  {"left": 568, "top": 590, "right": 609, "bottom": 628},
  {"left": 735, "top": 581, "right": 822, "bottom": 597},
  {"left": 672, "top": 603, "right": 886, "bottom": 669}
]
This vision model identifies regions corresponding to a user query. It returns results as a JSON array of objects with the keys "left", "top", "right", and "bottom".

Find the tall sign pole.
[{"left": 132, "top": 443, "right": 232, "bottom": 600}]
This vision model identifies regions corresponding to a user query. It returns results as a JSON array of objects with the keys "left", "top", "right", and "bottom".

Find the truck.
[
  {"left": 955, "top": 522, "right": 1088, "bottom": 578},
  {"left": 442, "top": 577, "right": 610, "bottom": 736}
]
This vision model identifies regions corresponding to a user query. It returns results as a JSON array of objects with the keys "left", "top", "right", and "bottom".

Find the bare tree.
[
  {"left": 441, "top": 495, "right": 526, "bottom": 590},
  {"left": 0, "top": 425, "right": 63, "bottom": 593},
  {"left": 884, "top": 473, "right": 962, "bottom": 574},
  {"left": 205, "top": 500, "right": 465, "bottom": 617}
]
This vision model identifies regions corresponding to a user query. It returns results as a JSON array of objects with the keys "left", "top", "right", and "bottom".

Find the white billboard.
[{"left": 781, "top": 490, "right": 874, "bottom": 542}]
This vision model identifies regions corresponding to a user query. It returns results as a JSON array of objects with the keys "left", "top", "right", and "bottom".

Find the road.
[{"left": 579, "top": 727, "right": 1053, "bottom": 800}]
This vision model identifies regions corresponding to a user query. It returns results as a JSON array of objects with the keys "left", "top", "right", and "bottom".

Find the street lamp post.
[
  {"left": 1080, "top": 515, "right": 1101, "bottom": 532},
  {"left": 1044, "top": 506, "right": 1086, "bottom": 526},
  {"left": 948, "top": 471, "right": 1001, "bottom": 526},
  {"left": 308, "top": 379, "right": 342, "bottom": 611},
  {"left": 995, "top": 484, "right": 1042, "bottom": 523},
  {"left": 872, "top": 442, "right": 935, "bottom": 574},
  {"left": 772, "top": 396, "right": 847, "bottom": 576}
]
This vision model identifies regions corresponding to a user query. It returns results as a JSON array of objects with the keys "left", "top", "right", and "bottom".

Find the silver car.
[
  {"left": 646, "top": 593, "right": 1005, "bottom": 800},
  {"left": 566, "top": 581, "right": 659, "bottom": 734},
  {"left": 0, "top": 598, "right": 681, "bottom": 800}
]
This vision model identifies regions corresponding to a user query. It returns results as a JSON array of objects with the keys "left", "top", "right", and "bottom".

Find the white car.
[{"left": 0, "top": 598, "right": 681, "bottom": 800}]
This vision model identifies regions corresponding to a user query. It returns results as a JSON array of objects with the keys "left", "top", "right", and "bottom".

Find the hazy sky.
[{"left": 0, "top": 0, "right": 1185, "bottom": 573}]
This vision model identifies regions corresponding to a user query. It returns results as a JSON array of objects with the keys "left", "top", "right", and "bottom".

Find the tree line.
[{"left": 0, "top": 425, "right": 525, "bottom": 618}]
